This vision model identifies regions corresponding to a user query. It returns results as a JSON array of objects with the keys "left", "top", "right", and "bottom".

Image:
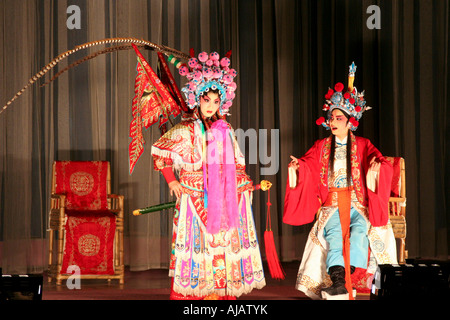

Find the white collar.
[{"left": 336, "top": 136, "right": 348, "bottom": 145}]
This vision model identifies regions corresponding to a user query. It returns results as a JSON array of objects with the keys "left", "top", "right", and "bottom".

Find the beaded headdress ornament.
[
  {"left": 177, "top": 51, "right": 237, "bottom": 116},
  {"left": 316, "top": 62, "right": 371, "bottom": 131}
]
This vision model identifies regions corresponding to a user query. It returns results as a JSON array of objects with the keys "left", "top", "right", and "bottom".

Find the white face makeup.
[
  {"left": 329, "top": 109, "right": 350, "bottom": 140},
  {"left": 199, "top": 91, "right": 221, "bottom": 118}
]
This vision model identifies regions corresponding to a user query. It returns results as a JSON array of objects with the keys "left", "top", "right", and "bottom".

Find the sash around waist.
[{"left": 324, "top": 186, "right": 356, "bottom": 207}]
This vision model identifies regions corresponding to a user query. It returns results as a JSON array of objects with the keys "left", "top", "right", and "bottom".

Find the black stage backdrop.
[{"left": 0, "top": 0, "right": 448, "bottom": 274}]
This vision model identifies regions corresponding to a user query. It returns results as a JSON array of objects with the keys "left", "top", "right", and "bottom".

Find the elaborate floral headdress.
[
  {"left": 177, "top": 51, "right": 237, "bottom": 116},
  {"left": 316, "top": 62, "right": 371, "bottom": 131}
]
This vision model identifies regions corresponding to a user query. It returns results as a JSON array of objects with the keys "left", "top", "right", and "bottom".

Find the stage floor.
[{"left": 42, "top": 261, "right": 370, "bottom": 300}]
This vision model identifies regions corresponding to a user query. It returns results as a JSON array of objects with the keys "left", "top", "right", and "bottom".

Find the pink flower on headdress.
[
  {"left": 226, "top": 91, "right": 235, "bottom": 100},
  {"left": 220, "top": 57, "right": 230, "bottom": 68},
  {"left": 203, "top": 68, "right": 213, "bottom": 78},
  {"left": 206, "top": 59, "right": 213, "bottom": 67},
  {"left": 179, "top": 65, "right": 189, "bottom": 76},
  {"left": 210, "top": 52, "right": 220, "bottom": 61},
  {"left": 212, "top": 68, "right": 222, "bottom": 79},
  {"left": 188, "top": 58, "right": 198, "bottom": 69},
  {"left": 198, "top": 52, "right": 208, "bottom": 63},
  {"left": 186, "top": 82, "right": 197, "bottom": 91},
  {"left": 334, "top": 82, "right": 344, "bottom": 92},
  {"left": 192, "top": 70, "right": 202, "bottom": 81},
  {"left": 228, "top": 69, "right": 237, "bottom": 77},
  {"left": 223, "top": 100, "right": 232, "bottom": 110},
  {"left": 228, "top": 82, "right": 237, "bottom": 92},
  {"left": 223, "top": 74, "right": 233, "bottom": 84}
]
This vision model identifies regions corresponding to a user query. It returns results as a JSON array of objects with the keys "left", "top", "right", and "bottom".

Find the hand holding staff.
[{"left": 133, "top": 180, "right": 272, "bottom": 215}]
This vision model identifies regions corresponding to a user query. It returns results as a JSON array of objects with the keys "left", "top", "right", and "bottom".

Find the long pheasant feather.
[{"left": 1, "top": 37, "right": 189, "bottom": 115}]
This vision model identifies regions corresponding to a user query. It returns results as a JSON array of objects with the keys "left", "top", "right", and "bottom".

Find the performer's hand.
[
  {"left": 369, "top": 156, "right": 381, "bottom": 172},
  {"left": 168, "top": 180, "right": 182, "bottom": 199},
  {"left": 289, "top": 155, "right": 299, "bottom": 170}
]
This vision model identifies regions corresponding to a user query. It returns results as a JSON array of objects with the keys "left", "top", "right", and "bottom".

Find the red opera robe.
[
  {"left": 283, "top": 133, "right": 398, "bottom": 299},
  {"left": 284, "top": 133, "right": 393, "bottom": 227}
]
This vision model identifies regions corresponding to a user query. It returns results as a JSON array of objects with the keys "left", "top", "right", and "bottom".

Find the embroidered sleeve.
[
  {"left": 364, "top": 139, "right": 394, "bottom": 227},
  {"left": 151, "top": 121, "right": 202, "bottom": 172},
  {"left": 283, "top": 140, "right": 324, "bottom": 226}
]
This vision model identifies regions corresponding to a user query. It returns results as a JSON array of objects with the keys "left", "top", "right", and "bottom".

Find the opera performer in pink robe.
[{"left": 152, "top": 51, "right": 266, "bottom": 300}]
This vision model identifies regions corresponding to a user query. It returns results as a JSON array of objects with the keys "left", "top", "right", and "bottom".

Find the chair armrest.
[
  {"left": 107, "top": 194, "right": 124, "bottom": 216},
  {"left": 51, "top": 193, "right": 66, "bottom": 206},
  {"left": 389, "top": 197, "right": 406, "bottom": 203},
  {"left": 389, "top": 196, "right": 406, "bottom": 218},
  {"left": 50, "top": 194, "right": 66, "bottom": 212},
  {"left": 49, "top": 194, "right": 66, "bottom": 230}
]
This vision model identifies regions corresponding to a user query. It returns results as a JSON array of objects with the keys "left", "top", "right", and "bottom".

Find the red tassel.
[
  {"left": 264, "top": 230, "right": 285, "bottom": 280},
  {"left": 264, "top": 189, "right": 285, "bottom": 280}
]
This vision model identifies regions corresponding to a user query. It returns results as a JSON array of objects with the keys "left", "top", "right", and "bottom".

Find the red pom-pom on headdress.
[
  {"left": 325, "top": 89, "right": 334, "bottom": 100},
  {"left": 316, "top": 116, "right": 325, "bottom": 126},
  {"left": 349, "top": 117, "right": 359, "bottom": 128},
  {"left": 334, "top": 82, "right": 344, "bottom": 92}
]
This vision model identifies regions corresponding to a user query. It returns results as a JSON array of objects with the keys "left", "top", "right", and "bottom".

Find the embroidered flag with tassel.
[{"left": 129, "top": 44, "right": 181, "bottom": 174}]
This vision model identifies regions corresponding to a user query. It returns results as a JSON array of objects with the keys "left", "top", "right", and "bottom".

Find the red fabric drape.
[
  {"left": 54, "top": 161, "right": 109, "bottom": 210},
  {"left": 61, "top": 210, "right": 116, "bottom": 275},
  {"left": 55, "top": 161, "right": 116, "bottom": 275}
]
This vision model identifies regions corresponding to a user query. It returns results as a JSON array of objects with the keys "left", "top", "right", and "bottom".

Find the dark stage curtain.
[
  {"left": 238, "top": 0, "right": 450, "bottom": 263},
  {"left": 0, "top": 0, "right": 448, "bottom": 274}
]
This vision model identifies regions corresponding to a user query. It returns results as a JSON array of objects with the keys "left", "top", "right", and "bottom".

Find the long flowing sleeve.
[
  {"left": 360, "top": 139, "right": 393, "bottom": 227},
  {"left": 283, "top": 140, "right": 324, "bottom": 226}
]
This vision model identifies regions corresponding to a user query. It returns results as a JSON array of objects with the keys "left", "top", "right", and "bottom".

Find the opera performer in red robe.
[
  {"left": 151, "top": 51, "right": 265, "bottom": 300},
  {"left": 283, "top": 62, "right": 398, "bottom": 300}
]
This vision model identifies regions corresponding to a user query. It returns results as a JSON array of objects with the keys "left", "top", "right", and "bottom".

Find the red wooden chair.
[{"left": 47, "top": 161, "right": 124, "bottom": 285}]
